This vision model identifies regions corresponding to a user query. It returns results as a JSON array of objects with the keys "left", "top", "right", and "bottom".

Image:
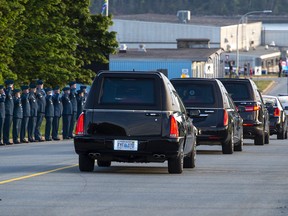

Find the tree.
[
  {"left": 11, "top": 0, "right": 117, "bottom": 87},
  {"left": 12, "top": 0, "right": 79, "bottom": 87},
  {"left": 0, "top": 0, "right": 25, "bottom": 84},
  {"left": 63, "top": 0, "right": 118, "bottom": 84}
]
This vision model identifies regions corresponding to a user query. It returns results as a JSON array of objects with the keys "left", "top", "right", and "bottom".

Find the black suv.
[
  {"left": 219, "top": 79, "right": 270, "bottom": 145},
  {"left": 171, "top": 78, "right": 243, "bottom": 154},
  {"left": 74, "top": 71, "right": 197, "bottom": 174},
  {"left": 263, "top": 95, "right": 288, "bottom": 139}
]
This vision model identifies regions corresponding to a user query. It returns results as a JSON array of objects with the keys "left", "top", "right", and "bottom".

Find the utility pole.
[
  {"left": 105, "top": 0, "right": 109, "bottom": 16},
  {"left": 236, "top": 10, "right": 272, "bottom": 76},
  {"left": 101, "top": 0, "right": 109, "bottom": 16}
]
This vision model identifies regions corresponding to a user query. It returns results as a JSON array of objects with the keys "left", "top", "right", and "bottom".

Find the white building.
[
  {"left": 110, "top": 14, "right": 262, "bottom": 52},
  {"left": 110, "top": 14, "right": 280, "bottom": 74}
]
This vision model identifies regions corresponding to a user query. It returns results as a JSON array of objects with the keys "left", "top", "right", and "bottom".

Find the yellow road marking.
[{"left": 0, "top": 164, "right": 78, "bottom": 185}]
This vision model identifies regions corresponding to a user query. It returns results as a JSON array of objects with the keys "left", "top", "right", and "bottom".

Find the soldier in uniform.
[
  {"left": 44, "top": 88, "right": 54, "bottom": 141},
  {"left": 69, "top": 81, "right": 77, "bottom": 138},
  {"left": 13, "top": 89, "right": 23, "bottom": 144},
  {"left": 0, "top": 85, "right": 6, "bottom": 146},
  {"left": 61, "top": 87, "right": 72, "bottom": 139},
  {"left": 35, "top": 80, "right": 46, "bottom": 142},
  {"left": 52, "top": 86, "right": 62, "bottom": 141},
  {"left": 3, "top": 79, "right": 14, "bottom": 145},
  {"left": 20, "top": 86, "right": 30, "bottom": 143},
  {"left": 28, "top": 83, "right": 38, "bottom": 142},
  {"left": 76, "top": 89, "right": 85, "bottom": 118},
  {"left": 80, "top": 85, "right": 88, "bottom": 104}
]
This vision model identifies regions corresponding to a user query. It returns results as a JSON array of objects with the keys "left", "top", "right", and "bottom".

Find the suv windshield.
[
  {"left": 222, "top": 83, "right": 251, "bottom": 101},
  {"left": 173, "top": 83, "right": 215, "bottom": 107},
  {"left": 100, "top": 77, "right": 156, "bottom": 105}
]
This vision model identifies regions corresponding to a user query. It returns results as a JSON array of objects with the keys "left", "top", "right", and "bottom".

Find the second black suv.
[
  {"left": 171, "top": 78, "right": 243, "bottom": 154},
  {"left": 219, "top": 79, "right": 270, "bottom": 145}
]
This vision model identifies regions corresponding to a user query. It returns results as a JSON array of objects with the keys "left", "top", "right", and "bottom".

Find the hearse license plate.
[{"left": 114, "top": 140, "right": 138, "bottom": 151}]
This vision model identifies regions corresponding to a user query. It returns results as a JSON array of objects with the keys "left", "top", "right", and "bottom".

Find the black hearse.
[{"left": 74, "top": 71, "right": 197, "bottom": 174}]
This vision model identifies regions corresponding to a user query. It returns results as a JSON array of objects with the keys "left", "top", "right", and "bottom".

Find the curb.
[{"left": 262, "top": 80, "right": 276, "bottom": 94}]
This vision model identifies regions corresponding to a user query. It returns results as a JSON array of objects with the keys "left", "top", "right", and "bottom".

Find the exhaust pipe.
[
  {"left": 89, "top": 153, "right": 101, "bottom": 158},
  {"left": 153, "top": 154, "right": 166, "bottom": 159},
  {"left": 153, "top": 154, "right": 160, "bottom": 158}
]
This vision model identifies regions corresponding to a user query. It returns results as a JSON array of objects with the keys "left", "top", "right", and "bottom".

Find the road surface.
[
  {"left": 0, "top": 137, "right": 287, "bottom": 216},
  {"left": 0, "top": 76, "right": 288, "bottom": 216}
]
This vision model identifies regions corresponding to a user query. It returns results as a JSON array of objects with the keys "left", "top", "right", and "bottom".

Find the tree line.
[
  {"left": 0, "top": 0, "right": 118, "bottom": 88},
  {"left": 90, "top": 0, "right": 287, "bottom": 16}
]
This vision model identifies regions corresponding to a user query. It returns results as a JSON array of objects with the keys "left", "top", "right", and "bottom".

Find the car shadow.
[{"left": 196, "top": 150, "right": 222, "bottom": 155}]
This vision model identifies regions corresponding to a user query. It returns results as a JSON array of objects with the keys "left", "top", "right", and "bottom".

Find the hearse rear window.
[
  {"left": 100, "top": 77, "right": 155, "bottom": 105},
  {"left": 223, "top": 83, "right": 251, "bottom": 101},
  {"left": 174, "top": 83, "right": 215, "bottom": 106}
]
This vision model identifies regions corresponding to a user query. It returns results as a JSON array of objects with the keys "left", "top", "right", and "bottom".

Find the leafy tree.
[
  {"left": 11, "top": 0, "right": 117, "bottom": 87},
  {"left": 63, "top": 0, "right": 118, "bottom": 84},
  {"left": 12, "top": 0, "right": 79, "bottom": 87},
  {"left": 0, "top": 0, "right": 25, "bottom": 84}
]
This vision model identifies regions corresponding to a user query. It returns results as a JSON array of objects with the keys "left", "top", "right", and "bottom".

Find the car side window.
[
  {"left": 167, "top": 82, "right": 176, "bottom": 106},
  {"left": 218, "top": 81, "right": 229, "bottom": 109},
  {"left": 226, "top": 94, "right": 236, "bottom": 110},
  {"left": 174, "top": 92, "right": 186, "bottom": 114},
  {"left": 257, "top": 90, "right": 265, "bottom": 104}
]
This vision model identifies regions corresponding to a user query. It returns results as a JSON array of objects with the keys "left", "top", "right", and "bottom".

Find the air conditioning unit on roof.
[{"left": 177, "top": 10, "right": 191, "bottom": 23}]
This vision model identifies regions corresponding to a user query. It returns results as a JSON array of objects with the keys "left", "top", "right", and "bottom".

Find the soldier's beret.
[
  {"left": 13, "top": 89, "right": 21, "bottom": 93},
  {"left": 77, "top": 89, "right": 83, "bottom": 94},
  {"left": 69, "top": 81, "right": 76, "bottom": 86},
  {"left": 53, "top": 86, "right": 60, "bottom": 91},
  {"left": 80, "top": 85, "right": 87, "bottom": 90},
  {"left": 5, "top": 79, "right": 14, "bottom": 85},
  {"left": 29, "top": 83, "right": 37, "bottom": 89},
  {"left": 21, "top": 85, "right": 29, "bottom": 90},
  {"left": 62, "top": 87, "right": 70, "bottom": 92},
  {"left": 45, "top": 87, "right": 52, "bottom": 93},
  {"left": 37, "top": 80, "right": 44, "bottom": 85},
  {"left": 0, "top": 85, "right": 4, "bottom": 90}
]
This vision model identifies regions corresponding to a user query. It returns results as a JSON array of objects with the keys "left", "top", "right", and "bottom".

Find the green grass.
[
  {"left": 7, "top": 118, "right": 67, "bottom": 141},
  {"left": 253, "top": 80, "right": 273, "bottom": 92}
]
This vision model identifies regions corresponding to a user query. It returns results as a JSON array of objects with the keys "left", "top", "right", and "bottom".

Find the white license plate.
[{"left": 114, "top": 140, "right": 138, "bottom": 151}]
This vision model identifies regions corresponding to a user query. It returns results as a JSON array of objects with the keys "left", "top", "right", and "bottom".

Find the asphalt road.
[
  {"left": 0, "top": 137, "right": 288, "bottom": 216},
  {"left": 1, "top": 77, "right": 288, "bottom": 216},
  {"left": 261, "top": 76, "right": 288, "bottom": 96}
]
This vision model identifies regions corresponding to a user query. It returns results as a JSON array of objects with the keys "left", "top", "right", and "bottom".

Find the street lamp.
[{"left": 235, "top": 10, "right": 272, "bottom": 76}]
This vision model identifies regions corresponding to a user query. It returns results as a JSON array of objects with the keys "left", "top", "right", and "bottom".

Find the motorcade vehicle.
[
  {"left": 278, "top": 94, "right": 288, "bottom": 117},
  {"left": 74, "top": 71, "right": 197, "bottom": 174},
  {"left": 219, "top": 78, "right": 270, "bottom": 145},
  {"left": 171, "top": 78, "right": 243, "bottom": 154},
  {"left": 263, "top": 95, "right": 288, "bottom": 139}
]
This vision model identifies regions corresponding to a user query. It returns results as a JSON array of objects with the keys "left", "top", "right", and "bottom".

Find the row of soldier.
[{"left": 0, "top": 79, "right": 87, "bottom": 146}]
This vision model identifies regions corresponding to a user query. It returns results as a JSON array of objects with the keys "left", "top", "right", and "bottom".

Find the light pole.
[{"left": 235, "top": 10, "right": 272, "bottom": 76}]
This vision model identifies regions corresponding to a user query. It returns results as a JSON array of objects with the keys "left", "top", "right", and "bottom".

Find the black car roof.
[
  {"left": 218, "top": 78, "right": 251, "bottom": 83},
  {"left": 171, "top": 78, "right": 218, "bottom": 82},
  {"left": 97, "top": 70, "right": 164, "bottom": 78}
]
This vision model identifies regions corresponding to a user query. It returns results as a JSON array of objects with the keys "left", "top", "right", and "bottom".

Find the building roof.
[
  {"left": 229, "top": 46, "right": 281, "bottom": 59},
  {"left": 114, "top": 14, "right": 264, "bottom": 27},
  {"left": 110, "top": 48, "right": 223, "bottom": 62}
]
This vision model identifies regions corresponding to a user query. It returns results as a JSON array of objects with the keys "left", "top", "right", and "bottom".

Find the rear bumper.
[
  {"left": 269, "top": 117, "right": 281, "bottom": 135},
  {"left": 242, "top": 121, "right": 263, "bottom": 138},
  {"left": 196, "top": 126, "right": 229, "bottom": 145},
  {"left": 74, "top": 136, "right": 183, "bottom": 162}
]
